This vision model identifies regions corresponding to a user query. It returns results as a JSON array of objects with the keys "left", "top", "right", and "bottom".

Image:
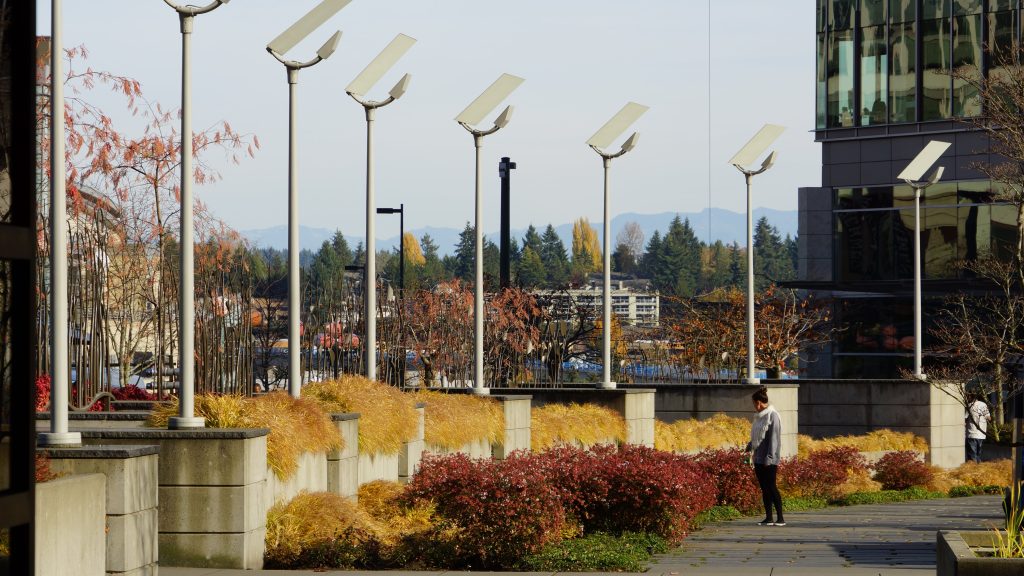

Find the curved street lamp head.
[
  {"left": 347, "top": 34, "right": 417, "bottom": 103},
  {"left": 456, "top": 73, "right": 524, "bottom": 133},
  {"left": 587, "top": 102, "right": 649, "bottom": 154},
  {"left": 317, "top": 30, "right": 342, "bottom": 60},
  {"left": 163, "top": 0, "right": 230, "bottom": 16},
  {"left": 729, "top": 124, "right": 785, "bottom": 174},
  {"left": 897, "top": 140, "right": 951, "bottom": 183},
  {"left": 620, "top": 131, "right": 640, "bottom": 154},
  {"left": 493, "top": 105, "right": 514, "bottom": 129},
  {"left": 267, "top": 0, "right": 352, "bottom": 56},
  {"left": 760, "top": 150, "right": 777, "bottom": 171}
]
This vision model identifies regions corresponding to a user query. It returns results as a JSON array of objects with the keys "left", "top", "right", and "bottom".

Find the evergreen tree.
[
  {"left": 656, "top": 216, "right": 702, "bottom": 296},
  {"left": 704, "top": 240, "right": 732, "bottom": 290},
  {"left": 450, "top": 222, "right": 475, "bottom": 281},
  {"left": 484, "top": 239, "right": 500, "bottom": 290},
  {"left": 518, "top": 246, "right": 546, "bottom": 288},
  {"left": 329, "top": 231, "right": 352, "bottom": 265},
  {"left": 521, "top": 224, "right": 543, "bottom": 255},
  {"left": 753, "top": 217, "right": 794, "bottom": 289},
  {"left": 540, "top": 224, "right": 570, "bottom": 287},
  {"left": 727, "top": 242, "right": 744, "bottom": 287},
  {"left": 419, "top": 233, "right": 445, "bottom": 288},
  {"left": 639, "top": 230, "right": 663, "bottom": 280}
]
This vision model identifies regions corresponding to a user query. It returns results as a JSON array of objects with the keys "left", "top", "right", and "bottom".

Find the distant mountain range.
[{"left": 242, "top": 207, "right": 797, "bottom": 257}]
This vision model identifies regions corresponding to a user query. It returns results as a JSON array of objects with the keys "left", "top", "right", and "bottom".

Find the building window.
[
  {"left": 828, "top": 29, "right": 857, "bottom": 127},
  {"left": 860, "top": 25, "right": 888, "bottom": 124},
  {"left": 952, "top": 13, "right": 982, "bottom": 116},
  {"left": 922, "top": 17, "right": 952, "bottom": 120},
  {"left": 890, "top": 0, "right": 914, "bottom": 23},
  {"left": 889, "top": 22, "right": 917, "bottom": 122}
]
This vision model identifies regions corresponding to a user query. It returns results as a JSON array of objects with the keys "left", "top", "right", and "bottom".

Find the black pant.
[{"left": 754, "top": 464, "right": 784, "bottom": 522}]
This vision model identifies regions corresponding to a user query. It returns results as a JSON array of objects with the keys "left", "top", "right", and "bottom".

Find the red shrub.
[
  {"left": 35, "top": 374, "right": 51, "bottom": 412},
  {"left": 779, "top": 447, "right": 867, "bottom": 500},
  {"left": 403, "top": 453, "right": 565, "bottom": 568},
  {"left": 526, "top": 444, "right": 612, "bottom": 525},
  {"left": 112, "top": 385, "right": 152, "bottom": 401},
  {"left": 691, "top": 448, "right": 761, "bottom": 514},
  {"left": 872, "top": 450, "right": 933, "bottom": 490},
  {"left": 591, "top": 445, "right": 716, "bottom": 542}
]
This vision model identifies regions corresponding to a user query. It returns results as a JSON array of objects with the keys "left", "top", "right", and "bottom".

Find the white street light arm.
[
  {"left": 347, "top": 74, "right": 410, "bottom": 110},
  {"left": 588, "top": 132, "right": 639, "bottom": 161},
  {"left": 163, "top": 0, "right": 229, "bottom": 16},
  {"left": 268, "top": 30, "right": 341, "bottom": 71}
]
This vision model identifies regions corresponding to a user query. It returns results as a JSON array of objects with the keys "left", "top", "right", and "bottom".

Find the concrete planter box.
[
  {"left": 424, "top": 436, "right": 493, "bottom": 459},
  {"left": 494, "top": 395, "right": 531, "bottom": 460},
  {"left": 938, "top": 530, "right": 1024, "bottom": 575},
  {"left": 81, "top": 427, "right": 270, "bottom": 570},
  {"left": 36, "top": 473, "right": 107, "bottom": 576},
  {"left": 399, "top": 404, "right": 426, "bottom": 483},
  {"left": 44, "top": 445, "right": 160, "bottom": 576},
  {"left": 358, "top": 451, "right": 401, "bottom": 485},
  {"left": 265, "top": 449, "right": 328, "bottom": 509}
]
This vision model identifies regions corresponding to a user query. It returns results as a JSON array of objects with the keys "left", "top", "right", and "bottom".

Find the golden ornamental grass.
[
  {"left": 797, "top": 430, "right": 929, "bottom": 457},
  {"left": 303, "top": 376, "right": 419, "bottom": 455},
  {"left": 357, "top": 480, "right": 435, "bottom": 548},
  {"left": 531, "top": 403, "right": 626, "bottom": 451},
  {"left": 929, "top": 459, "right": 1012, "bottom": 492},
  {"left": 265, "top": 491, "right": 375, "bottom": 566},
  {"left": 415, "top": 390, "right": 504, "bottom": 449},
  {"left": 654, "top": 413, "right": 751, "bottom": 453},
  {"left": 147, "top": 392, "right": 342, "bottom": 481}
]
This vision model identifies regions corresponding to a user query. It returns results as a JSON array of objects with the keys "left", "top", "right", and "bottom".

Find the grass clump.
[
  {"left": 531, "top": 403, "right": 626, "bottom": 451},
  {"left": 303, "top": 376, "right": 418, "bottom": 455},
  {"left": 655, "top": 413, "right": 750, "bottom": 453},
  {"left": 692, "top": 505, "right": 743, "bottom": 529},
  {"left": 148, "top": 392, "right": 341, "bottom": 480},
  {"left": 949, "top": 484, "right": 1003, "bottom": 497},
  {"left": 833, "top": 487, "right": 946, "bottom": 506},
  {"left": 798, "top": 430, "right": 928, "bottom": 457},
  {"left": 414, "top": 390, "right": 504, "bottom": 450},
  {"left": 518, "top": 531, "right": 668, "bottom": 572},
  {"left": 265, "top": 491, "right": 375, "bottom": 569}
]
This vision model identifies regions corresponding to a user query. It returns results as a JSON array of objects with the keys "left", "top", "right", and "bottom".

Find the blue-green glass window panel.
[
  {"left": 991, "top": 204, "right": 1019, "bottom": 260},
  {"left": 861, "top": 26, "right": 889, "bottom": 124},
  {"left": 952, "top": 15, "right": 982, "bottom": 117},
  {"left": 818, "top": 33, "right": 828, "bottom": 129},
  {"left": 988, "top": 0, "right": 1016, "bottom": 12},
  {"left": 890, "top": 0, "right": 915, "bottom": 22},
  {"left": 988, "top": 10, "right": 1017, "bottom": 107},
  {"left": 923, "top": 0, "right": 951, "bottom": 19},
  {"left": 818, "top": 0, "right": 829, "bottom": 30},
  {"left": 831, "top": 0, "right": 855, "bottom": 29},
  {"left": 953, "top": 0, "right": 982, "bottom": 14},
  {"left": 889, "top": 23, "right": 917, "bottom": 122},
  {"left": 837, "top": 186, "right": 894, "bottom": 209},
  {"left": 922, "top": 205, "right": 960, "bottom": 278},
  {"left": 828, "top": 29, "right": 857, "bottom": 127},
  {"left": 922, "top": 18, "right": 952, "bottom": 120},
  {"left": 862, "top": 0, "right": 886, "bottom": 25}
]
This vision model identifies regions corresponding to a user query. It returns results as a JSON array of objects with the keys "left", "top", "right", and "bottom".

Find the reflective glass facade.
[
  {"left": 835, "top": 181, "right": 1020, "bottom": 282},
  {"left": 816, "top": 0, "right": 1019, "bottom": 128}
]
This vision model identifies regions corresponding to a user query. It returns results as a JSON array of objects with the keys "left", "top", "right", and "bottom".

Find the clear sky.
[{"left": 37, "top": 0, "right": 818, "bottom": 240}]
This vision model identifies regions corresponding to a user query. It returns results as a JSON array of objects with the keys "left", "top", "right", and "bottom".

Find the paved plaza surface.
[{"left": 163, "top": 495, "right": 1003, "bottom": 576}]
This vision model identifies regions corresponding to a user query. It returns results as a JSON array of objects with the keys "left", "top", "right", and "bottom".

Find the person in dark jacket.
[{"left": 745, "top": 386, "right": 785, "bottom": 526}]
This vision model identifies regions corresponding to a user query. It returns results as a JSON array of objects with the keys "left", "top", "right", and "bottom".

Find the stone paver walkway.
[
  {"left": 649, "top": 494, "right": 1003, "bottom": 575},
  {"left": 163, "top": 495, "right": 1003, "bottom": 576}
]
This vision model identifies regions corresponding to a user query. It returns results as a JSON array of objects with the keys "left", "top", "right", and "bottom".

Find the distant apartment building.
[{"left": 535, "top": 278, "right": 660, "bottom": 327}]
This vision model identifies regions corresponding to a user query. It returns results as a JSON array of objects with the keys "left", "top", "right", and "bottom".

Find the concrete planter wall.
[
  {"left": 45, "top": 445, "right": 160, "bottom": 576},
  {"left": 494, "top": 395, "right": 531, "bottom": 459},
  {"left": 799, "top": 379, "right": 964, "bottom": 468},
  {"left": 36, "top": 473, "right": 107, "bottom": 576},
  {"left": 265, "top": 449, "right": 327, "bottom": 510},
  {"left": 328, "top": 413, "right": 360, "bottom": 498},
  {"left": 358, "top": 451, "right": 401, "bottom": 485},
  {"left": 424, "top": 436, "right": 492, "bottom": 459},
  {"left": 81, "top": 428, "right": 270, "bottom": 570},
  {"left": 399, "top": 403, "right": 426, "bottom": 483},
  {"left": 938, "top": 530, "right": 1024, "bottom": 575}
]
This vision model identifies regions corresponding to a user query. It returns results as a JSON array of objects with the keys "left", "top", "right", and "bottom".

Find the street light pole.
[
  {"left": 378, "top": 204, "right": 405, "bottom": 385},
  {"left": 587, "top": 102, "right": 648, "bottom": 390},
  {"left": 456, "top": 74, "right": 524, "bottom": 394},
  {"left": 267, "top": 1, "right": 345, "bottom": 398},
  {"left": 729, "top": 124, "right": 785, "bottom": 385},
  {"left": 897, "top": 140, "right": 950, "bottom": 380},
  {"left": 39, "top": 0, "right": 80, "bottom": 447},
  {"left": 347, "top": 34, "right": 415, "bottom": 382},
  {"left": 163, "top": 0, "right": 230, "bottom": 430}
]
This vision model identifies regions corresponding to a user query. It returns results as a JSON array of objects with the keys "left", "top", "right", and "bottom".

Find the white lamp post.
[
  {"left": 163, "top": 0, "right": 230, "bottom": 429},
  {"left": 587, "top": 102, "right": 648, "bottom": 390},
  {"left": 38, "top": 0, "right": 80, "bottom": 447},
  {"left": 897, "top": 140, "right": 950, "bottom": 380},
  {"left": 346, "top": 33, "right": 416, "bottom": 382},
  {"left": 729, "top": 124, "right": 785, "bottom": 385},
  {"left": 266, "top": 0, "right": 348, "bottom": 398},
  {"left": 456, "top": 73, "right": 524, "bottom": 395}
]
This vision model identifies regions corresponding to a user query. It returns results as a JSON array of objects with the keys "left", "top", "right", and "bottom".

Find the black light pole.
[
  {"left": 498, "top": 157, "right": 516, "bottom": 289},
  {"left": 377, "top": 205, "right": 406, "bottom": 385},
  {"left": 376, "top": 204, "right": 405, "bottom": 292}
]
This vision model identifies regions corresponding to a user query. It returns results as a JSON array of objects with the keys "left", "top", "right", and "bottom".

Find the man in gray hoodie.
[{"left": 746, "top": 386, "right": 784, "bottom": 526}]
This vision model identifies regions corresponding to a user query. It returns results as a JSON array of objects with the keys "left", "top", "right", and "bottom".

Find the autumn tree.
[
  {"left": 613, "top": 221, "right": 644, "bottom": 276},
  {"left": 571, "top": 217, "right": 602, "bottom": 279}
]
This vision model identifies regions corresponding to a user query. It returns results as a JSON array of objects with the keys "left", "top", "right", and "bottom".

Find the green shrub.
[
  {"left": 518, "top": 532, "right": 668, "bottom": 572},
  {"left": 692, "top": 506, "right": 743, "bottom": 529},
  {"left": 780, "top": 496, "right": 829, "bottom": 511},
  {"left": 833, "top": 487, "right": 946, "bottom": 506},
  {"left": 949, "top": 484, "right": 1003, "bottom": 498}
]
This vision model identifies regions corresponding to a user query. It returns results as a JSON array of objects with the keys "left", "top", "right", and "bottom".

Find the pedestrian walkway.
[
  {"left": 162, "top": 495, "right": 1003, "bottom": 576},
  {"left": 650, "top": 494, "right": 1002, "bottom": 575}
]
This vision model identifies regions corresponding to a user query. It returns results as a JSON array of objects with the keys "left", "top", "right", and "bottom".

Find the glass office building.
[{"left": 799, "top": 0, "right": 1021, "bottom": 377}]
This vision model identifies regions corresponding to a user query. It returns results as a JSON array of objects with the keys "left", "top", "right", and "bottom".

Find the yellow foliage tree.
[
  {"left": 571, "top": 217, "right": 601, "bottom": 272},
  {"left": 403, "top": 232, "right": 426, "bottom": 266}
]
